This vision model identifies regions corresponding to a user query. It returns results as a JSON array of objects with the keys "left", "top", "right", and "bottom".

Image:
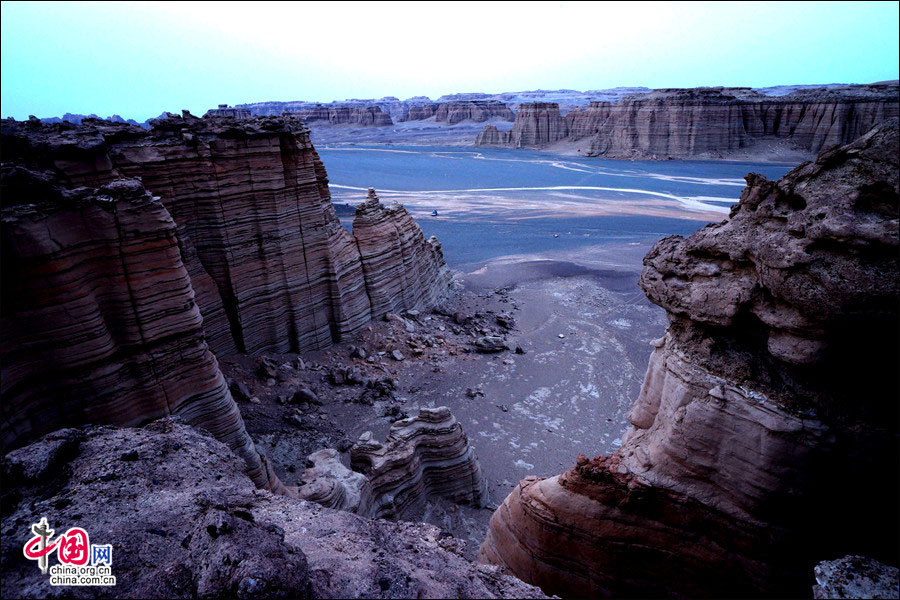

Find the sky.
[{"left": 1, "top": 1, "right": 898, "bottom": 121}]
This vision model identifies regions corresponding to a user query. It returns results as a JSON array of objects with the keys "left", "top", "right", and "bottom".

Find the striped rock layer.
[
  {"left": 1, "top": 115, "right": 450, "bottom": 495},
  {"left": 1, "top": 115, "right": 451, "bottom": 357},
  {"left": 479, "top": 121, "right": 900, "bottom": 597},
  {"left": 0, "top": 168, "right": 286, "bottom": 494},
  {"left": 294, "top": 406, "right": 489, "bottom": 519},
  {"left": 476, "top": 83, "right": 899, "bottom": 159}
]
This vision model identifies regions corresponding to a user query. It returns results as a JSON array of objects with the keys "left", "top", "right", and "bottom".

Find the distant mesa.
[{"left": 204, "top": 103, "right": 251, "bottom": 119}]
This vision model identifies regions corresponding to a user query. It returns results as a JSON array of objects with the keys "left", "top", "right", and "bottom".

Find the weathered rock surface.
[
  {"left": 0, "top": 169, "right": 287, "bottom": 493},
  {"left": 354, "top": 188, "right": 453, "bottom": 318},
  {"left": 478, "top": 83, "right": 899, "bottom": 159},
  {"left": 479, "top": 120, "right": 900, "bottom": 597},
  {"left": 401, "top": 101, "right": 514, "bottom": 124},
  {"left": 474, "top": 125, "right": 512, "bottom": 146},
  {"left": 349, "top": 406, "right": 489, "bottom": 519},
  {"left": 0, "top": 419, "right": 547, "bottom": 599},
  {"left": 1, "top": 116, "right": 451, "bottom": 358},
  {"left": 813, "top": 556, "right": 900, "bottom": 600}
]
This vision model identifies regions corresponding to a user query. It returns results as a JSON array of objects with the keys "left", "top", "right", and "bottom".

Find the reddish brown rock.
[
  {"left": 353, "top": 188, "right": 452, "bottom": 318},
  {"left": 0, "top": 168, "right": 286, "bottom": 494},
  {"left": 474, "top": 125, "right": 512, "bottom": 146},
  {"left": 1, "top": 115, "right": 451, "bottom": 357},
  {"left": 479, "top": 120, "right": 900, "bottom": 597}
]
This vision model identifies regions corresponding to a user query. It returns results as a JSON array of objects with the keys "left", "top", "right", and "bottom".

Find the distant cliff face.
[
  {"left": 232, "top": 102, "right": 393, "bottom": 126},
  {"left": 475, "top": 102, "right": 569, "bottom": 147},
  {"left": 479, "top": 120, "right": 900, "bottom": 597},
  {"left": 0, "top": 115, "right": 452, "bottom": 490},
  {"left": 401, "top": 100, "right": 514, "bottom": 124},
  {"left": 290, "top": 105, "right": 393, "bottom": 126},
  {"left": 477, "top": 84, "right": 900, "bottom": 159}
]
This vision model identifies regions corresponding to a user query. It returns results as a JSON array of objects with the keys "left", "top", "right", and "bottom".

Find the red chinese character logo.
[{"left": 56, "top": 528, "right": 90, "bottom": 566}]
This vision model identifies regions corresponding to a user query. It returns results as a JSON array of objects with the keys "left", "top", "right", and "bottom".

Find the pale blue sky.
[{"left": 2, "top": 1, "right": 898, "bottom": 121}]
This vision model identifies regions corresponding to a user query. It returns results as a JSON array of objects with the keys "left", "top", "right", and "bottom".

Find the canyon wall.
[
  {"left": 0, "top": 116, "right": 451, "bottom": 491},
  {"left": 476, "top": 84, "right": 900, "bottom": 160},
  {"left": 401, "top": 100, "right": 514, "bottom": 124},
  {"left": 0, "top": 168, "right": 286, "bottom": 494},
  {"left": 1, "top": 115, "right": 451, "bottom": 358},
  {"left": 479, "top": 120, "right": 900, "bottom": 597}
]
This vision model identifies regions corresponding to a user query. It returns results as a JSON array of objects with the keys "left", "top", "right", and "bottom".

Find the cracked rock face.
[
  {"left": 478, "top": 120, "right": 899, "bottom": 597},
  {"left": 0, "top": 419, "right": 547, "bottom": 599}
]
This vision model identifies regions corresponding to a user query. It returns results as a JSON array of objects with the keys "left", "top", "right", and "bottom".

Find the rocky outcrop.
[
  {"left": 0, "top": 168, "right": 286, "bottom": 495},
  {"left": 475, "top": 102, "right": 568, "bottom": 147},
  {"left": 353, "top": 188, "right": 452, "bottom": 318},
  {"left": 294, "top": 406, "right": 488, "bottom": 519},
  {"left": 0, "top": 419, "right": 547, "bottom": 599},
  {"left": 350, "top": 406, "right": 488, "bottom": 519},
  {"left": 813, "top": 556, "right": 900, "bottom": 600},
  {"left": 479, "top": 120, "right": 900, "bottom": 597},
  {"left": 402, "top": 101, "right": 514, "bottom": 124},
  {"left": 1, "top": 116, "right": 451, "bottom": 359},
  {"left": 474, "top": 125, "right": 512, "bottom": 146},
  {"left": 479, "top": 83, "right": 900, "bottom": 159}
]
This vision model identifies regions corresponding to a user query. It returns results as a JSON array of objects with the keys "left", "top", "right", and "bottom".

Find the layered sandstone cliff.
[
  {"left": 1, "top": 115, "right": 451, "bottom": 358},
  {"left": 0, "top": 168, "right": 286, "bottom": 494},
  {"left": 401, "top": 100, "right": 514, "bottom": 124},
  {"left": 0, "top": 115, "right": 451, "bottom": 498},
  {"left": 479, "top": 120, "right": 900, "bottom": 597},
  {"left": 477, "top": 83, "right": 900, "bottom": 159}
]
